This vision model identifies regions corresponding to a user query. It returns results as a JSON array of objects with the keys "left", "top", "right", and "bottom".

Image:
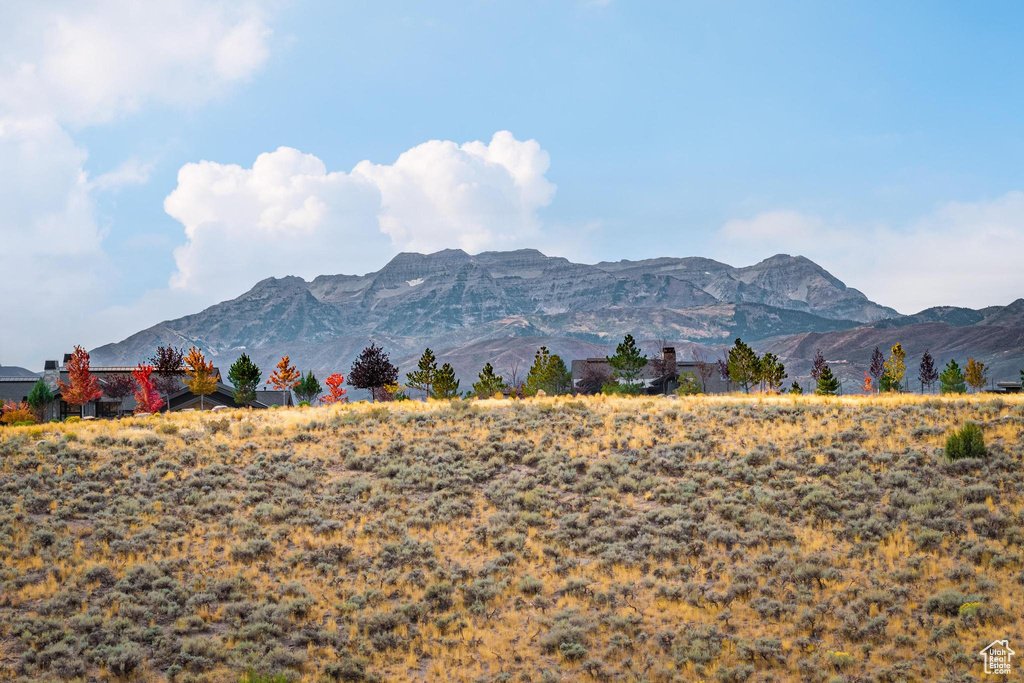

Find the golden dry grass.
[{"left": 1, "top": 393, "right": 1022, "bottom": 682}]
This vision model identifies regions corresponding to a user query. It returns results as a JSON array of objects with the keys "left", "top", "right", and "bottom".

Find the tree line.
[{"left": 1, "top": 335, "right": 1017, "bottom": 425}]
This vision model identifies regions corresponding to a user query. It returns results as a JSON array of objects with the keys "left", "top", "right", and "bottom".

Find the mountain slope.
[
  {"left": 756, "top": 322, "right": 1024, "bottom": 388},
  {"left": 90, "top": 248, "right": 1024, "bottom": 389}
]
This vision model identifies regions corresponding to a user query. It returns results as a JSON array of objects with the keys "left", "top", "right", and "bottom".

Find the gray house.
[
  {"left": 0, "top": 354, "right": 293, "bottom": 420},
  {"left": 571, "top": 346, "right": 733, "bottom": 395}
]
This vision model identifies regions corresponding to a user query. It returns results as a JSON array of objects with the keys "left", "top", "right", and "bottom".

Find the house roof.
[{"left": 0, "top": 378, "right": 39, "bottom": 404}]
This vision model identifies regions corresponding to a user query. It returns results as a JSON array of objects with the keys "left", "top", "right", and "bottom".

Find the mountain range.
[{"left": 89, "top": 249, "right": 1024, "bottom": 392}]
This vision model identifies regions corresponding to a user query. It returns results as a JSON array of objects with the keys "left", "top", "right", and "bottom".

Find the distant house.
[
  {"left": 995, "top": 381, "right": 1022, "bottom": 394},
  {"left": 0, "top": 354, "right": 292, "bottom": 419},
  {"left": 571, "top": 347, "right": 732, "bottom": 395}
]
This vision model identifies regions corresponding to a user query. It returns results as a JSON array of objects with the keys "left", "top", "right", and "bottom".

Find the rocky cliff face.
[{"left": 90, "top": 249, "right": 1022, "bottom": 388}]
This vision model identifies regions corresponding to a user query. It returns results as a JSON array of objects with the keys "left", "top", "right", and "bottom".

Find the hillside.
[
  {"left": 0, "top": 366, "right": 37, "bottom": 378},
  {"left": 1, "top": 396, "right": 1021, "bottom": 680},
  {"left": 757, "top": 321, "right": 1024, "bottom": 387}
]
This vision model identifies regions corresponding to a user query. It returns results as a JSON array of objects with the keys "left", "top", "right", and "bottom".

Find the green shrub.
[
  {"left": 945, "top": 422, "right": 986, "bottom": 460},
  {"left": 601, "top": 382, "right": 643, "bottom": 396},
  {"left": 676, "top": 372, "right": 702, "bottom": 396},
  {"left": 298, "top": 400, "right": 310, "bottom": 407}
]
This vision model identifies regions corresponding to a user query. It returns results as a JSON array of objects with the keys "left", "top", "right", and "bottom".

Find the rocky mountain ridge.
[{"left": 89, "top": 249, "right": 1023, "bottom": 390}]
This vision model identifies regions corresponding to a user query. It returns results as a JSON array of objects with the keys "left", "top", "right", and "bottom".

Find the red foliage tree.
[
  {"left": 319, "top": 373, "right": 348, "bottom": 404},
  {"left": 862, "top": 372, "right": 872, "bottom": 394},
  {"left": 132, "top": 364, "right": 166, "bottom": 414},
  {"left": 57, "top": 346, "right": 103, "bottom": 407}
]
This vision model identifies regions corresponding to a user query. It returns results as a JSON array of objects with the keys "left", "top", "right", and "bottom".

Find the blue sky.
[{"left": 4, "top": 1, "right": 1024, "bottom": 368}]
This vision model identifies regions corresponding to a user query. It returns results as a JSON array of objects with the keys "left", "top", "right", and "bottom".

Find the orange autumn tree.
[
  {"left": 57, "top": 346, "right": 103, "bottom": 411},
  {"left": 132, "top": 364, "right": 165, "bottom": 414},
  {"left": 268, "top": 355, "right": 301, "bottom": 392},
  {"left": 183, "top": 346, "right": 219, "bottom": 410},
  {"left": 862, "top": 372, "right": 872, "bottom": 393},
  {"left": 319, "top": 373, "right": 347, "bottom": 404}
]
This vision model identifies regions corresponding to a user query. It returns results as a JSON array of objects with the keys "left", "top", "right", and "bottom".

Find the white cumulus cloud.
[
  {"left": 165, "top": 131, "right": 556, "bottom": 295},
  {"left": 0, "top": 1, "right": 272, "bottom": 126},
  {"left": 0, "top": 2, "right": 275, "bottom": 368},
  {"left": 165, "top": 147, "right": 385, "bottom": 294}
]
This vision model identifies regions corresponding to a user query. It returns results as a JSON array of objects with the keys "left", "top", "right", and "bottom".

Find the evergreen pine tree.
[
  {"left": 432, "top": 363, "right": 461, "bottom": 399},
  {"left": 815, "top": 365, "right": 840, "bottom": 395},
  {"left": 939, "top": 360, "right": 966, "bottom": 394},
  {"left": 406, "top": 348, "right": 438, "bottom": 399},
  {"left": 228, "top": 353, "right": 261, "bottom": 406},
  {"left": 27, "top": 378, "right": 54, "bottom": 418},
  {"left": 727, "top": 338, "right": 760, "bottom": 393},
  {"left": 759, "top": 352, "right": 787, "bottom": 393},
  {"left": 27, "top": 378, "right": 54, "bottom": 409},
  {"left": 472, "top": 362, "right": 505, "bottom": 398},
  {"left": 294, "top": 370, "right": 323, "bottom": 404},
  {"left": 606, "top": 334, "right": 647, "bottom": 387},
  {"left": 525, "top": 346, "right": 571, "bottom": 396},
  {"left": 789, "top": 381, "right": 803, "bottom": 395}
]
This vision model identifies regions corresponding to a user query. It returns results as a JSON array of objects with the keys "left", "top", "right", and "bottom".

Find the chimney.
[
  {"left": 43, "top": 360, "right": 59, "bottom": 391},
  {"left": 662, "top": 346, "right": 677, "bottom": 368},
  {"left": 62, "top": 353, "right": 72, "bottom": 367}
]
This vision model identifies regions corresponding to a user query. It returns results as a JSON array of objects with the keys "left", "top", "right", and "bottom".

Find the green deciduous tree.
[
  {"left": 406, "top": 348, "right": 438, "bottom": 399},
  {"left": 472, "top": 362, "right": 505, "bottom": 398},
  {"left": 606, "top": 334, "right": 647, "bottom": 387},
  {"left": 939, "top": 360, "right": 966, "bottom": 395},
  {"left": 881, "top": 343, "right": 906, "bottom": 392},
  {"left": 675, "top": 371, "right": 701, "bottom": 396},
  {"left": 228, "top": 353, "right": 262, "bottom": 406}
]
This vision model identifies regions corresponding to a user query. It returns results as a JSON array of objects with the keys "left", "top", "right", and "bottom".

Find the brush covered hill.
[{"left": 2, "top": 395, "right": 1023, "bottom": 680}]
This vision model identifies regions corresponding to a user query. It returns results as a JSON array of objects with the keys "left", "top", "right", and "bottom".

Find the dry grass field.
[{"left": 1, "top": 394, "right": 1023, "bottom": 682}]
